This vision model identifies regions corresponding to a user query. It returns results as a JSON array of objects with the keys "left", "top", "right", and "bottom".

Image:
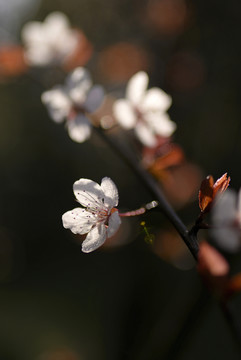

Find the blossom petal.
[
  {"left": 145, "top": 112, "right": 176, "bottom": 137},
  {"left": 22, "top": 22, "right": 51, "bottom": 66},
  {"left": 66, "top": 114, "right": 92, "bottom": 143},
  {"left": 126, "top": 71, "right": 148, "bottom": 105},
  {"left": 45, "top": 12, "right": 78, "bottom": 60},
  {"left": 85, "top": 85, "right": 105, "bottom": 113},
  {"left": 101, "top": 177, "right": 119, "bottom": 208},
  {"left": 82, "top": 224, "right": 107, "bottom": 253},
  {"left": 45, "top": 11, "right": 70, "bottom": 31},
  {"left": 211, "top": 227, "right": 241, "bottom": 253},
  {"left": 25, "top": 46, "right": 54, "bottom": 66},
  {"left": 237, "top": 188, "right": 241, "bottom": 223},
  {"left": 135, "top": 122, "right": 157, "bottom": 147},
  {"left": 41, "top": 87, "right": 71, "bottom": 122},
  {"left": 73, "top": 178, "right": 104, "bottom": 208},
  {"left": 62, "top": 207, "right": 96, "bottom": 234},
  {"left": 211, "top": 190, "right": 240, "bottom": 252},
  {"left": 142, "top": 88, "right": 172, "bottom": 112},
  {"left": 107, "top": 211, "right": 121, "bottom": 238},
  {"left": 66, "top": 67, "right": 92, "bottom": 105},
  {"left": 22, "top": 22, "right": 44, "bottom": 45},
  {"left": 212, "top": 190, "right": 237, "bottom": 223},
  {"left": 113, "top": 99, "right": 136, "bottom": 129}
]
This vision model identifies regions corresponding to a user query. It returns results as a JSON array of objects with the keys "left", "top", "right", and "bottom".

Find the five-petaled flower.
[
  {"left": 41, "top": 67, "right": 104, "bottom": 142},
  {"left": 62, "top": 177, "right": 121, "bottom": 253},
  {"left": 21, "top": 12, "right": 79, "bottom": 67},
  {"left": 113, "top": 71, "right": 176, "bottom": 147},
  {"left": 211, "top": 188, "right": 241, "bottom": 253}
]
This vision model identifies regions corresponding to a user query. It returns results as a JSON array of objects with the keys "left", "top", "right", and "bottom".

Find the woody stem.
[{"left": 95, "top": 127, "right": 199, "bottom": 260}]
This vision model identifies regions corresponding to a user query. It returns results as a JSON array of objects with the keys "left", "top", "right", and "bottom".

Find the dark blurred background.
[{"left": 0, "top": 0, "right": 241, "bottom": 359}]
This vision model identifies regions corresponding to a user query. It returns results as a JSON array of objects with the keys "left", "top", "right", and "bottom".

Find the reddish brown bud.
[{"left": 198, "top": 173, "right": 230, "bottom": 213}]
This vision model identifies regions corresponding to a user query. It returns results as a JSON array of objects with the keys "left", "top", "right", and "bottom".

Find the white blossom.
[
  {"left": 41, "top": 67, "right": 104, "bottom": 142},
  {"left": 211, "top": 189, "right": 241, "bottom": 252},
  {"left": 21, "top": 12, "right": 79, "bottom": 66},
  {"left": 62, "top": 177, "right": 121, "bottom": 253},
  {"left": 113, "top": 71, "right": 176, "bottom": 147}
]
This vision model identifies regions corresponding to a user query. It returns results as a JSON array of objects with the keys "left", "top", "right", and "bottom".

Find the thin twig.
[
  {"left": 95, "top": 127, "right": 241, "bottom": 354},
  {"left": 95, "top": 127, "right": 199, "bottom": 260}
]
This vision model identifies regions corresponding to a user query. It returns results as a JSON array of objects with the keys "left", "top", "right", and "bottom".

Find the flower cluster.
[{"left": 2, "top": 10, "right": 240, "bottom": 272}]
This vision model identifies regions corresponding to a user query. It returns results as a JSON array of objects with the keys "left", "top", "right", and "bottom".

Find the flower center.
[
  {"left": 134, "top": 106, "right": 145, "bottom": 124},
  {"left": 68, "top": 104, "right": 86, "bottom": 121},
  {"left": 86, "top": 203, "right": 110, "bottom": 224},
  {"left": 97, "top": 208, "right": 110, "bottom": 222}
]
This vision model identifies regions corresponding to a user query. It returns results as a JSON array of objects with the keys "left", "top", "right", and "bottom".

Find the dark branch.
[{"left": 95, "top": 127, "right": 199, "bottom": 260}]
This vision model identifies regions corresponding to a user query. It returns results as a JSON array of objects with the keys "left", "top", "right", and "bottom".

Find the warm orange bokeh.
[
  {"left": 144, "top": 0, "right": 190, "bottom": 35},
  {"left": 97, "top": 42, "right": 151, "bottom": 83},
  {"left": 0, "top": 45, "right": 28, "bottom": 78}
]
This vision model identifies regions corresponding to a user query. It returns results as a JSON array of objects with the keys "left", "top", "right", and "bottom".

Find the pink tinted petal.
[
  {"left": 82, "top": 224, "right": 107, "bottom": 253},
  {"left": 113, "top": 99, "right": 136, "bottom": 129},
  {"left": 85, "top": 85, "right": 105, "bottom": 113},
  {"left": 101, "top": 177, "right": 119, "bottom": 208},
  {"left": 66, "top": 114, "right": 91, "bottom": 143},
  {"left": 107, "top": 211, "right": 121, "bottom": 238},
  {"left": 62, "top": 208, "right": 96, "bottom": 234},
  {"left": 142, "top": 88, "right": 172, "bottom": 112},
  {"left": 73, "top": 178, "right": 104, "bottom": 208},
  {"left": 135, "top": 122, "right": 157, "bottom": 147},
  {"left": 126, "top": 71, "right": 148, "bottom": 105},
  {"left": 198, "top": 242, "right": 230, "bottom": 277}
]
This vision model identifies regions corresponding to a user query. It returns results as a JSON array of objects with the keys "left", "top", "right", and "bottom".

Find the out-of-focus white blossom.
[
  {"left": 41, "top": 67, "right": 104, "bottom": 142},
  {"left": 211, "top": 189, "right": 241, "bottom": 252},
  {"left": 62, "top": 177, "right": 121, "bottom": 253},
  {"left": 113, "top": 71, "right": 176, "bottom": 147},
  {"left": 21, "top": 12, "right": 78, "bottom": 66}
]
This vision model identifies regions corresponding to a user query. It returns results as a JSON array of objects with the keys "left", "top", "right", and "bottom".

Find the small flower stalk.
[
  {"left": 62, "top": 177, "right": 159, "bottom": 252},
  {"left": 41, "top": 67, "right": 105, "bottom": 142}
]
